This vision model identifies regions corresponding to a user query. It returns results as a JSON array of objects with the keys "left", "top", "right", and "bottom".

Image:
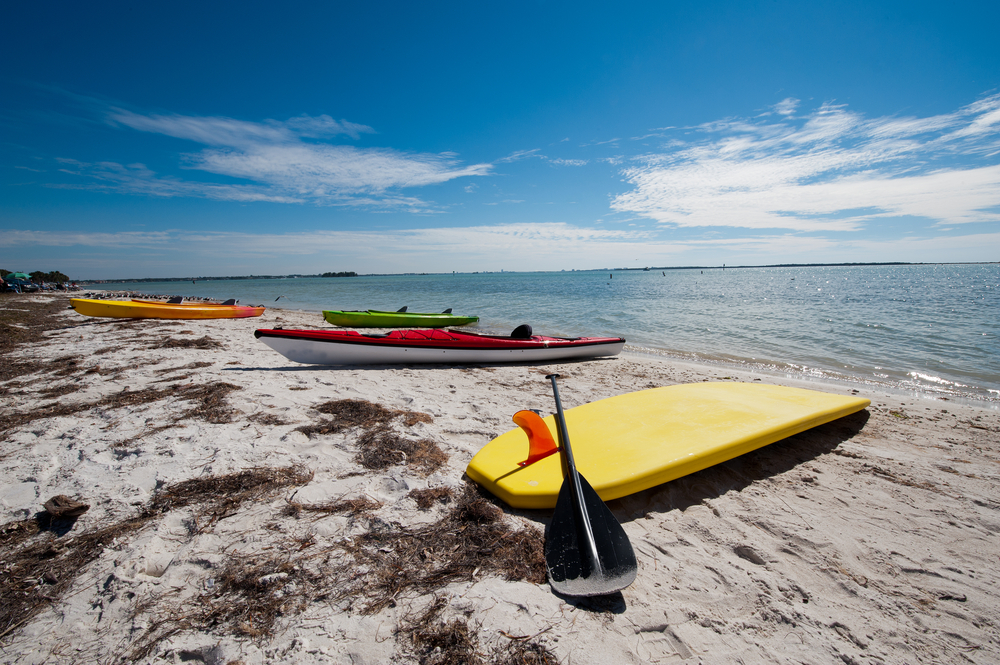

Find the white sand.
[{"left": 2, "top": 294, "right": 999, "bottom": 664}]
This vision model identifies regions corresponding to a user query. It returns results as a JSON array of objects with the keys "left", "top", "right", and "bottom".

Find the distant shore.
[{"left": 77, "top": 260, "right": 1000, "bottom": 284}]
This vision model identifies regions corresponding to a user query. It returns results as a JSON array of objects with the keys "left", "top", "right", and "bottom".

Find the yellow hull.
[
  {"left": 466, "top": 382, "right": 870, "bottom": 509},
  {"left": 70, "top": 298, "right": 264, "bottom": 319}
]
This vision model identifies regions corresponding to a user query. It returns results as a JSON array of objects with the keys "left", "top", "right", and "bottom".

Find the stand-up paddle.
[{"left": 544, "top": 374, "right": 637, "bottom": 596}]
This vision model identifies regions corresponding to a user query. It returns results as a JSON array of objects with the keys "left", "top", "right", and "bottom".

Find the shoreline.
[
  {"left": 80, "top": 289, "right": 1000, "bottom": 406},
  {"left": 3, "top": 292, "right": 999, "bottom": 663}
]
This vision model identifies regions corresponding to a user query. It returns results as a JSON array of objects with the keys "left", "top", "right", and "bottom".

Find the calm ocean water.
[{"left": 91, "top": 264, "right": 1000, "bottom": 403}]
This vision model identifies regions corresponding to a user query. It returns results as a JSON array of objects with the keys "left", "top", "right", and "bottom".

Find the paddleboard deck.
[{"left": 466, "top": 382, "right": 870, "bottom": 509}]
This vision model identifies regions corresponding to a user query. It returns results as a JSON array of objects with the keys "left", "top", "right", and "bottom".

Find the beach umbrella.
[{"left": 6, "top": 272, "right": 30, "bottom": 281}]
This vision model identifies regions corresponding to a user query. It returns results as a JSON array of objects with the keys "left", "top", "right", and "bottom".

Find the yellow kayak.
[
  {"left": 466, "top": 382, "right": 870, "bottom": 509},
  {"left": 71, "top": 298, "right": 264, "bottom": 319}
]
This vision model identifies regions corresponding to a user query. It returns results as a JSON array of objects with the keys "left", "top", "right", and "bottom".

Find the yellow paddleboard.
[{"left": 465, "top": 382, "right": 870, "bottom": 509}]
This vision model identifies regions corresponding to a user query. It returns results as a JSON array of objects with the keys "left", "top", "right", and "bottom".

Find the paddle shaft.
[{"left": 546, "top": 374, "right": 603, "bottom": 577}]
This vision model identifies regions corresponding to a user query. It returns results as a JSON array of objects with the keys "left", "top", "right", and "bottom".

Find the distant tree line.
[
  {"left": 321, "top": 271, "right": 357, "bottom": 277},
  {"left": 1, "top": 269, "right": 71, "bottom": 283}
]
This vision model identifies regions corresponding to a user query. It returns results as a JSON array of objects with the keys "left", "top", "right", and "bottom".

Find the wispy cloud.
[
  {"left": 58, "top": 106, "right": 494, "bottom": 209},
  {"left": 53, "top": 158, "right": 303, "bottom": 203},
  {"left": 497, "top": 149, "right": 544, "bottom": 163},
  {"left": 612, "top": 94, "right": 1000, "bottom": 231},
  {"left": 772, "top": 98, "right": 800, "bottom": 116},
  {"left": 496, "top": 149, "right": 590, "bottom": 168}
]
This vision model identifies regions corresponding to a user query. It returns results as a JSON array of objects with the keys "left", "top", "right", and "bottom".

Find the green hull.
[{"left": 322, "top": 309, "right": 479, "bottom": 328}]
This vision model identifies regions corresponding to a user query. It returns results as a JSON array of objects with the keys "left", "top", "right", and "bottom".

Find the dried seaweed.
[
  {"left": 337, "top": 483, "right": 546, "bottom": 614},
  {"left": 283, "top": 496, "right": 382, "bottom": 519},
  {"left": 248, "top": 412, "right": 290, "bottom": 426},
  {"left": 154, "top": 361, "right": 214, "bottom": 374},
  {"left": 124, "top": 482, "right": 546, "bottom": 659},
  {"left": 0, "top": 381, "right": 243, "bottom": 438},
  {"left": 409, "top": 487, "right": 455, "bottom": 510},
  {"left": 407, "top": 597, "right": 483, "bottom": 665},
  {"left": 490, "top": 640, "right": 560, "bottom": 665},
  {"left": 0, "top": 466, "right": 313, "bottom": 644},
  {"left": 294, "top": 399, "right": 444, "bottom": 475},
  {"left": 148, "top": 466, "right": 314, "bottom": 528},
  {"left": 176, "top": 382, "right": 242, "bottom": 423},
  {"left": 297, "top": 398, "right": 433, "bottom": 437},
  {"left": 0, "top": 295, "right": 72, "bottom": 356},
  {"left": 0, "top": 401, "right": 92, "bottom": 439},
  {"left": 37, "top": 383, "right": 83, "bottom": 399},
  {"left": 51, "top": 356, "right": 84, "bottom": 377},
  {"left": 356, "top": 427, "right": 447, "bottom": 476},
  {"left": 126, "top": 547, "right": 332, "bottom": 662},
  {"left": 0, "top": 517, "right": 42, "bottom": 550},
  {"left": 155, "top": 336, "right": 222, "bottom": 350},
  {"left": 0, "top": 515, "right": 152, "bottom": 641},
  {"left": 0, "top": 297, "right": 79, "bottom": 386},
  {"left": 402, "top": 595, "right": 559, "bottom": 665}
]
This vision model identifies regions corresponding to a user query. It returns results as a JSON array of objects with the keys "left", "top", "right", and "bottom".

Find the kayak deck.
[
  {"left": 71, "top": 298, "right": 264, "bottom": 319},
  {"left": 323, "top": 309, "right": 479, "bottom": 328},
  {"left": 254, "top": 327, "right": 625, "bottom": 365}
]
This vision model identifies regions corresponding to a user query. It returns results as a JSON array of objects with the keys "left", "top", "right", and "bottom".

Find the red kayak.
[{"left": 254, "top": 325, "right": 625, "bottom": 365}]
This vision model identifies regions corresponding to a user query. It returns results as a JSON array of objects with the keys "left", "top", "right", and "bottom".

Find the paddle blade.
[
  {"left": 544, "top": 473, "right": 637, "bottom": 596},
  {"left": 512, "top": 410, "right": 559, "bottom": 467}
]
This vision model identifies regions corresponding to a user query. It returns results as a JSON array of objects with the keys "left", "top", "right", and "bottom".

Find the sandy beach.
[{"left": 2, "top": 292, "right": 998, "bottom": 664}]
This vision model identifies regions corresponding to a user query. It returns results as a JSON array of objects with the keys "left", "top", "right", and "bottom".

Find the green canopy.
[{"left": 6, "top": 272, "right": 30, "bottom": 281}]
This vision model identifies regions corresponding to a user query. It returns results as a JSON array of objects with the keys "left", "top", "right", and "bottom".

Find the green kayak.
[{"left": 322, "top": 307, "right": 479, "bottom": 328}]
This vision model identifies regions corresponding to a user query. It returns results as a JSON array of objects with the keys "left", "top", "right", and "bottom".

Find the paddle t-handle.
[{"left": 546, "top": 374, "right": 604, "bottom": 579}]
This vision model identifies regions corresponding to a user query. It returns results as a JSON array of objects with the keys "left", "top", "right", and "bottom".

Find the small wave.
[{"left": 907, "top": 372, "right": 968, "bottom": 388}]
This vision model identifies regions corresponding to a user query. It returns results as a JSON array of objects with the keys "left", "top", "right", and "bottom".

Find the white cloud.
[
  {"left": 88, "top": 107, "right": 492, "bottom": 208},
  {"left": 106, "top": 109, "right": 374, "bottom": 146},
  {"left": 53, "top": 158, "right": 304, "bottom": 204},
  {"left": 773, "top": 98, "right": 800, "bottom": 116},
  {"left": 190, "top": 144, "right": 491, "bottom": 193},
  {"left": 612, "top": 94, "right": 1000, "bottom": 231},
  {"left": 497, "top": 149, "right": 544, "bottom": 163}
]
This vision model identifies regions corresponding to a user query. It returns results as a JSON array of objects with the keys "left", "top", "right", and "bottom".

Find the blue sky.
[{"left": 3, "top": 1, "right": 999, "bottom": 279}]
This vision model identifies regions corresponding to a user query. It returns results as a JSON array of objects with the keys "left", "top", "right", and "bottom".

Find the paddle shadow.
[
  {"left": 608, "top": 409, "right": 872, "bottom": 523},
  {"left": 552, "top": 590, "right": 628, "bottom": 614}
]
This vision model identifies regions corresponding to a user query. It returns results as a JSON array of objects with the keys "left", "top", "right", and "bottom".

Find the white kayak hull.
[{"left": 256, "top": 333, "right": 624, "bottom": 365}]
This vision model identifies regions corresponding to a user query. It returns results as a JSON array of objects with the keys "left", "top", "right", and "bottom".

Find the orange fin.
[{"left": 513, "top": 410, "right": 559, "bottom": 467}]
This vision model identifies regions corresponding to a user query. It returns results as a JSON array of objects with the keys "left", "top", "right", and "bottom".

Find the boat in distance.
[
  {"left": 71, "top": 298, "right": 265, "bottom": 320},
  {"left": 322, "top": 308, "right": 479, "bottom": 328},
  {"left": 254, "top": 325, "right": 624, "bottom": 365}
]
